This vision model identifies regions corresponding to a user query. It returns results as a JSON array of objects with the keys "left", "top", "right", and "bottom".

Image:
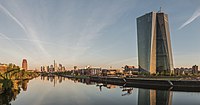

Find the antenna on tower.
[{"left": 158, "top": 7, "right": 162, "bottom": 13}]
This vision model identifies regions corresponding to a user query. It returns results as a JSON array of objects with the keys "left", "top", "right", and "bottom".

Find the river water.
[{"left": 6, "top": 76, "right": 200, "bottom": 105}]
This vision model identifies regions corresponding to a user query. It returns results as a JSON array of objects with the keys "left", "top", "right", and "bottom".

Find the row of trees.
[{"left": 0, "top": 63, "right": 39, "bottom": 91}]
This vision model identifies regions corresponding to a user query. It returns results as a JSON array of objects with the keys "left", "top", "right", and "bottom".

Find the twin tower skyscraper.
[{"left": 137, "top": 11, "right": 174, "bottom": 74}]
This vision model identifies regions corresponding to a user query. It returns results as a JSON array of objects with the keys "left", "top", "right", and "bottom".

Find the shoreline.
[
  {"left": 57, "top": 74, "right": 200, "bottom": 92},
  {"left": 90, "top": 76, "right": 200, "bottom": 92}
]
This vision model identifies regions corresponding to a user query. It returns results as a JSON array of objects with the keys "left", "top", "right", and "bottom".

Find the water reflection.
[
  {"left": 3, "top": 76, "right": 199, "bottom": 105},
  {"left": 70, "top": 77, "right": 173, "bottom": 105},
  {"left": 41, "top": 75, "right": 66, "bottom": 87},
  {"left": 138, "top": 89, "right": 172, "bottom": 105},
  {"left": 121, "top": 87, "right": 134, "bottom": 96},
  {"left": 0, "top": 80, "right": 29, "bottom": 105},
  {"left": 40, "top": 76, "right": 173, "bottom": 105}
]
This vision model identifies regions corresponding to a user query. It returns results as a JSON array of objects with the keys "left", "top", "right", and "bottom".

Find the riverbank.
[
  {"left": 89, "top": 76, "right": 200, "bottom": 92},
  {"left": 64, "top": 75, "right": 89, "bottom": 79},
  {"left": 54, "top": 74, "right": 200, "bottom": 92},
  {"left": 36, "top": 71, "right": 200, "bottom": 92},
  {"left": 0, "top": 71, "right": 40, "bottom": 95}
]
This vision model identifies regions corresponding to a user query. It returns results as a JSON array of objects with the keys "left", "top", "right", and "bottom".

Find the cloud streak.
[
  {"left": 108, "top": 57, "right": 137, "bottom": 66},
  {"left": 0, "top": 3, "right": 50, "bottom": 57},
  {"left": 0, "top": 32, "right": 39, "bottom": 67},
  {"left": 0, "top": 35, "right": 89, "bottom": 52},
  {"left": 71, "top": 1, "right": 133, "bottom": 63},
  {"left": 179, "top": 8, "right": 200, "bottom": 29},
  {"left": 0, "top": 4, "right": 27, "bottom": 33},
  {"left": 0, "top": 33, "right": 25, "bottom": 51},
  {"left": 0, "top": 35, "right": 50, "bottom": 45},
  {"left": 0, "top": 1, "right": 137, "bottom": 69}
]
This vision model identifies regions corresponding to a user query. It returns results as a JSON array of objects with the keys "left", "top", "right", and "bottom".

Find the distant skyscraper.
[
  {"left": 137, "top": 11, "right": 174, "bottom": 74},
  {"left": 192, "top": 65, "right": 198, "bottom": 74},
  {"left": 59, "top": 64, "right": 62, "bottom": 72},
  {"left": 50, "top": 65, "right": 54, "bottom": 72},
  {"left": 22, "top": 59, "right": 28, "bottom": 70},
  {"left": 47, "top": 66, "right": 50, "bottom": 72},
  {"left": 54, "top": 60, "right": 56, "bottom": 71}
]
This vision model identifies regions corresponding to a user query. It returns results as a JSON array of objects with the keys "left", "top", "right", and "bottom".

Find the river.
[{"left": 4, "top": 76, "right": 200, "bottom": 105}]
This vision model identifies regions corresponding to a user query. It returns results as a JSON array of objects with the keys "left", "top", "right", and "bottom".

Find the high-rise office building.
[
  {"left": 54, "top": 60, "right": 56, "bottom": 72},
  {"left": 192, "top": 65, "right": 198, "bottom": 74},
  {"left": 137, "top": 11, "right": 174, "bottom": 74},
  {"left": 22, "top": 59, "right": 28, "bottom": 70}
]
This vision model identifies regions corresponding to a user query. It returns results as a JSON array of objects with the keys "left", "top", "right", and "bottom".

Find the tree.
[{"left": 74, "top": 66, "right": 77, "bottom": 70}]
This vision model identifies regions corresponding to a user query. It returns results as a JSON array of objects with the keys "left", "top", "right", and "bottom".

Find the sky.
[{"left": 0, "top": 0, "right": 200, "bottom": 70}]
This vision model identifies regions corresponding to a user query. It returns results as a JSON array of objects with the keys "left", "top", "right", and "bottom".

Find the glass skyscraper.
[{"left": 137, "top": 11, "right": 174, "bottom": 74}]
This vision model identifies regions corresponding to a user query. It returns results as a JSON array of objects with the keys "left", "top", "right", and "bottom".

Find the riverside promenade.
[
  {"left": 53, "top": 72, "right": 200, "bottom": 92},
  {"left": 89, "top": 76, "right": 200, "bottom": 92}
]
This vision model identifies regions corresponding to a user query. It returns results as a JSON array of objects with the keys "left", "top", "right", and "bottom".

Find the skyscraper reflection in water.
[{"left": 138, "top": 89, "right": 172, "bottom": 105}]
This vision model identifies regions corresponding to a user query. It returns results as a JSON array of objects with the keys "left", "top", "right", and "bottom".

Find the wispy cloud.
[
  {"left": 71, "top": 1, "right": 133, "bottom": 63},
  {"left": 0, "top": 34, "right": 90, "bottom": 53},
  {"left": 0, "top": 3, "right": 50, "bottom": 57},
  {"left": 108, "top": 57, "right": 137, "bottom": 66},
  {"left": 0, "top": 33, "right": 26, "bottom": 52},
  {"left": 0, "top": 4, "right": 26, "bottom": 32},
  {"left": 179, "top": 8, "right": 200, "bottom": 30},
  {"left": 0, "top": 35, "right": 50, "bottom": 45},
  {"left": 0, "top": 32, "right": 28, "bottom": 59},
  {"left": 0, "top": 1, "right": 136, "bottom": 69},
  {"left": 0, "top": 33, "right": 11, "bottom": 41}
]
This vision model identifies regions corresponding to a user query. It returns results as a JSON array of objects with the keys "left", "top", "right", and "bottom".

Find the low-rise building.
[
  {"left": 174, "top": 67, "right": 193, "bottom": 75},
  {"left": 74, "top": 66, "right": 102, "bottom": 76},
  {"left": 102, "top": 69, "right": 123, "bottom": 76},
  {"left": 124, "top": 65, "right": 139, "bottom": 76}
]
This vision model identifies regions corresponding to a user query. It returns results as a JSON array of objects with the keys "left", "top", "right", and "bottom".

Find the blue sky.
[{"left": 0, "top": 0, "right": 200, "bottom": 69}]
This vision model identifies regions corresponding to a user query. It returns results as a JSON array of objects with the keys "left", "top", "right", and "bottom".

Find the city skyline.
[{"left": 0, "top": 0, "right": 200, "bottom": 69}]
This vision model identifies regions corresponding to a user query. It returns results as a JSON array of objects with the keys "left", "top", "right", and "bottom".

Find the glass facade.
[
  {"left": 137, "top": 12, "right": 174, "bottom": 74},
  {"left": 138, "top": 89, "right": 172, "bottom": 105}
]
